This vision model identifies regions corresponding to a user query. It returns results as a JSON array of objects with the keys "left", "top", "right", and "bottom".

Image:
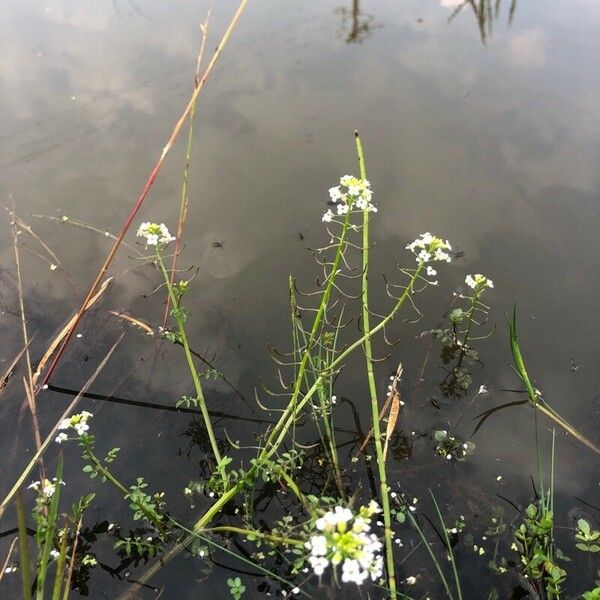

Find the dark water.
[{"left": 1, "top": 1, "right": 599, "bottom": 598}]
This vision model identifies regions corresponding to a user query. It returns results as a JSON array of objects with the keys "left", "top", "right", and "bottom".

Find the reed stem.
[
  {"left": 155, "top": 251, "right": 225, "bottom": 481},
  {"left": 355, "top": 131, "right": 397, "bottom": 597}
]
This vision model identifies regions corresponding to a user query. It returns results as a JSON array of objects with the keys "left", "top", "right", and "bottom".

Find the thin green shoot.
[
  {"left": 406, "top": 509, "right": 454, "bottom": 600},
  {"left": 16, "top": 492, "right": 31, "bottom": 600},
  {"left": 355, "top": 130, "right": 397, "bottom": 596},
  {"left": 430, "top": 491, "right": 463, "bottom": 600},
  {"left": 169, "top": 518, "right": 312, "bottom": 598}
]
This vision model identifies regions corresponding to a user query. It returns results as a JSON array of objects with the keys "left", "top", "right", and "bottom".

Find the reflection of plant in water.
[
  {"left": 447, "top": 0, "right": 518, "bottom": 44},
  {"left": 389, "top": 430, "right": 413, "bottom": 462},
  {"left": 435, "top": 273, "right": 494, "bottom": 398},
  {"left": 335, "top": 0, "right": 375, "bottom": 44},
  {"left": 178, "top": 418, "right": 231, "bottom": 461}
]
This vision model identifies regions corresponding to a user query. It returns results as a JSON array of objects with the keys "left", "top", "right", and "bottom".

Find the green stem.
[
  {"left": 51, "top": 523, "right": 69, "bottom": 600},
  {"left": 406, "top": 510, "right": 454, "bottom": 599},
  {"left": 155, "top": 250, "right": 225, "bottom": 483},
  {"left": 206, "top": 526, "right": 304, "bottom": 547},
  {"left": 355, "top": 131, "right": 397, "bottom": 597},
  {"left": 454, "top": 289, "right": 481, "bottom": 372},
  {"left": 16, "top": 492, "right": 31, "bottom": 600},
  {"left": 430, "top": 492, "right": 463, "bottom": 600},
  {"left": 290, "top": 282, "right": 342, "bottom": 492},
  {"left": 85, "top": 447, "right": 163, "bottom": 530},
  {"left": 278, "top": 469, "right": 303, "bottom": 499},
  {"left": 261, "top": 259, "right": 425, "bottom": 471}
]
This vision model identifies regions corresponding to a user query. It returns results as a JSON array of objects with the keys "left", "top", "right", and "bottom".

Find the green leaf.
[
  {"left": 577, "top": 543, "right": 590, "bottom": 552},
  {"left": 525, "top": 504, "right": 537, "bottom": 519},
  {"left": 579, "top": 519, "right": 591, "bottom": 536}
]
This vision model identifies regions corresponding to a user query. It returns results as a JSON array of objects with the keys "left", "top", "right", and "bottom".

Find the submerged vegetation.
[{"left": 0, "top": 2, "right": 598, "bottom": 600}]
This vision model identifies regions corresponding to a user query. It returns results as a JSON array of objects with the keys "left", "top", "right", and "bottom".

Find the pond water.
[{"left": 1, "top": 0, "right": 599, "bottom": 598}]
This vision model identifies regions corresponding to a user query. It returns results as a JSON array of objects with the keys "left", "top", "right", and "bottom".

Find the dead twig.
[
  {"left": 39, "top": 0, "right": 249, "bottom": 390},
  {"left": 382, "top": 363, "right": 403, "bottom": 462},
  {"left": 0, "top": 332, "right": 125, "bottom": 520}
]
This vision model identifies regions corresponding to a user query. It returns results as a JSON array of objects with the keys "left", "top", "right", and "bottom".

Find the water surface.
[{"left": 1, "top": 1, "right": 599, "bottom": 597}]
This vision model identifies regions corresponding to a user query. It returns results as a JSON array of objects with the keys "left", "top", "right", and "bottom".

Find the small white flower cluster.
[
  {"left": 28, "top": 477, "right": 65, "bottom": 498},
  {"left": 58, "top": 411, "right": 93, "bottom": 437},
  {"left": 305, "top": 501, "right": 384, "bottom": 585},
  {"left": 322, "top": 175, "right": 376, "bottom": 223},
  {"left": 136, "top": 222, "right": 176, "bottom": 246},
  {"left": 465, "top": 273, "right": 494, "bottom": 290},
  {"left": 405, "top": 233, "right": 452, "bottom": 265}
]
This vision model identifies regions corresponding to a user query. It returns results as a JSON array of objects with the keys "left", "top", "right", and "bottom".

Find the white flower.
[
  {"left": 355, "top": 197, "right": 368, "bottom": 210},
  {"left": 342, "top": 558, "right": 369, "bottom": 584},
  {"left": 352, "top": 516, "right": 370, "bottom": 533},
  {"left": 307, "top": 535, "right": 327, "bottom": 556},
  {"left": 308, "top": 555, "right": 329, "bottom": 576},
  {"left": 426, "top": 266, "right": 437, "bottom": 277},
  {"left": 58, "top": 411, "right": 93, "bottom": 436},
  {"left": 465, "top": 273, "right": 494, "bottom": 290},
  {"left": 324, "top": 176, "right": 376, "bottom": 221},
  {"left": 50, "top": 549, "right": 60, "bottom": 559},
  {"left": 322, "top": 209, "right": 334, "bottom": 222},
  {"left": 329, "top": 186, "right": 342, "bottom": 201},
  {"left": 406, "top": 575, "right": 417, "bottom": 585},
  {"left": 478, "top": 384, "right": 488, "bottom": 394},
  {"left": 368, "top": 554, "right": 383, "bottom": 580},
  {"left": 407, "top": 233, "right": 452, "bottom": 265},
  {"left": 42, "top": 481, "right": 56, "bottom": 497},
  {"left": 366, "top": 500, "right": 381, "bottom": 515},
  {"left": 27, "top": 481, "right": 41, "bottom": 491},
  {"left": 74, "top": 422, "right": 89, "bottom": 435},
  {"left": 307, "top": 503, "right": 384, "bottom": 584},
  {"left": 417, "top": 250, "right": 431, "bottom": 263},
  {"left": 137, "top": 222, "right": 176, "bottom": 247},
  {"left": 55, "top": 433, "right": 68, "bottom": 444},
  {"left": 434, "top": 248, "right": 452, "bottom": 262}
]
